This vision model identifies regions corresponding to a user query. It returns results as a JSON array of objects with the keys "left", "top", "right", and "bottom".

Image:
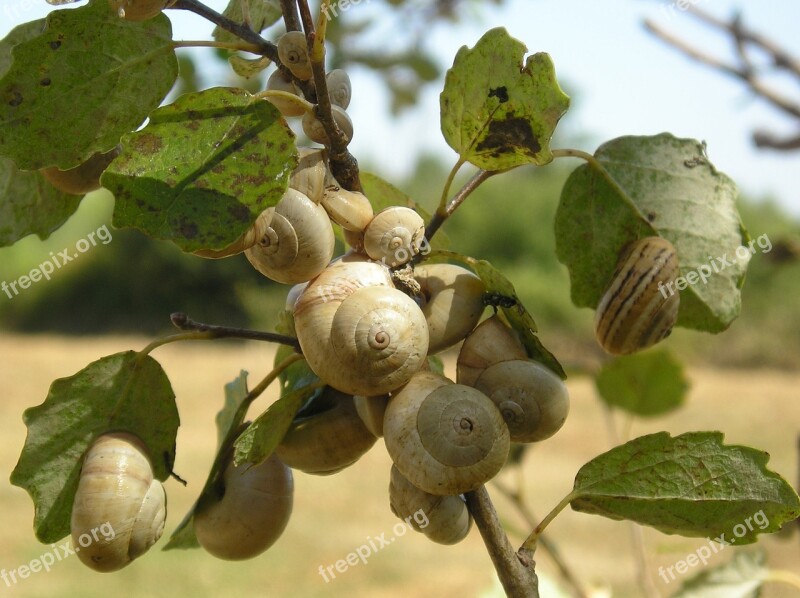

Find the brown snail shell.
[
  {"left": 456, "top": 315, "right": 527, "bottom": 388},
  {"left": 594, "top": 236, "right": 680, "bottom": 355}
]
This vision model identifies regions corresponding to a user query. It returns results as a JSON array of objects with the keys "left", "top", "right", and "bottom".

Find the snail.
[
  {"left": 457, "top": 316, "right": 569, "bottom": 442},
  {"left": 244, "top": 188, "right": 335, "bottom": 284},
  {"left": 302, "top": 105, "right": 354, "bottom": 145},
  {"left": 363, "top": 207, "right": 426, "bottom": 267},
  {"left": 594, "top": 236, "right": 680, "bottom": 355},
  {"left": 40, "top": 147, "right": 120, "bottom": 196},
  {"left": 389, "top": 465, "right": 472, "bottom": 545},
  {"left": 343, "top": 228, "right": 366, "bottom": 253},
  {"left": 70, "top": 432, "right": 166, "bottom": 572},
  {"left": 353, "top": 394, "right": 390, "bottom": 437},
  {"left": 293, "top": 253, "right": 429, "bottom": 396},
  {"left": 285, "top": 281, "right": 308, "bottom": 313},
  {"left": 109, "top": 0, "right": 174, "bottom": 20},
  {"left": 326, "top": 69, "right": 352, "bottom": 109},
  {"left": 276, "top": 388, "right": 378, "bottom": 474},
  {"left": 194, "top": 453, "right": 293, "bottom": 560},
  {"left": 320, "top": 178, "right": 374, "bottom": 232},
  {"left": 289, "top": 148, "right": 328, "bottom": 203},
  {"left": 277, "top": 31, "right": 313, "bottom": 80},
  {"left": 192, "top": 214, "right": 269, "bottom": 259},
  {"left": 383, "top": 371, "right": 510, "bottom": 496},
  {"left": 473, "top": 360, "right": 569, "bottom": 442},
  {"left": 414, "top": 263, "right": 485, "bottom": 354},
  {"left": 265, "top": 69, "right": 306, "bottom": 117},
  {"left": 456, "top": 315, "right": 527, "bottom": 387}
]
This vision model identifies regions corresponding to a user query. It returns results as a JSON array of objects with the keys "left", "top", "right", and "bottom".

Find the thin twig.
[
  {"left": 170, "top": 312, "right": 301, "bottom": 350},
  {"left": 465, "top": 486, "right": 539, "bottom": 598},
  {"left": 425, "top": 169, "right": 498, "bottom": 242},
  {"left": 280, "top": 0, "right": 303, "bottom": 33}
]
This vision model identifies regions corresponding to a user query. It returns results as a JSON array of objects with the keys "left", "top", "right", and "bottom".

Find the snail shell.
[
  {"left": 363, "top": 207, "right": 426, "bottom": 267},
  {"left": 192, "top": 214, "right": 269, "bottom": 259},
  {"left": 321, "top": 181, "right": 374, "bottom": 232},
  {"left": 456, "top": 315, "right": 527, "bottom": 388},
  {"left": 40, "top": 147, "right": 120, "bottom": 196},
  {"left": 276, "top": 389, "right": 377, "bottom": 474},
  {"left": 326, "top": 69, "right": 352, "bottom": 109},
  {"left": 294, "top": 254, "right": 429, "bottom": 396},
  {"left": 383, "top": 371, "right": 510, "bottom": 496},
  {"left": 277, "top": 31, "right": 312, "bottom": 80},
  {"left": 302, "top": 105, "right": 354, "bottom": 145},
  {"left": 415, "top": 263, "right": 485, "bottom": 354},
  {"left": 389, "top": 465, "right": 472, "bottom": 545},
  {"left": 110, "top": 0, "right": 173, "bottom": 21},
  {"left": 194, "top": 453, "right": 293, "bottom": 560},
  {"left": 70, "top": 432, "right": 166, "bottom": 572},
  {"left": 289, "top": 147, "right": 328, "bottom": 203},
  {"left": 353, "top": 394, "right": 390, "bottom": 437},
  {"left": 473, "top": 360, "right": 569, "bottom": 442},
  {"left": 244, "top": 188, "right": 335, "bottom": 284},
  {"left": 266, "top": 69, "right": 306, "bottom": 117},
  {"left": 594, "top": 236, "right": 680, "bottom": 355}
]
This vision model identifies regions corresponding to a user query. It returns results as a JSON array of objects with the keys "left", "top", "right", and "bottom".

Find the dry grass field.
[{"left": 0, "top": 334, "right": 798, "bottom": 597}]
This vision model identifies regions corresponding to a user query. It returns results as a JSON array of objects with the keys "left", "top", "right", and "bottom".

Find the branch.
[
  {"left": 425, "top": 169, "right": 498, "bottom": 242},
  {"left": 170, "top": 312, "right": 301, "bottom": 350},
  {"left": 753, "top": 131, "right": 800, "bottom": 151},
  {"left": 464, "top": 486, "right": 539, "bottom": 597},
  {"left": 280, "top": 0, "right": 303, "bottom": 33}
]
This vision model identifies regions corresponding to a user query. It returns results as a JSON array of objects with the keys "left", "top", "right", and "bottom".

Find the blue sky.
[{"left": 3, "top": 0, "right": 799, "bottom": 216}]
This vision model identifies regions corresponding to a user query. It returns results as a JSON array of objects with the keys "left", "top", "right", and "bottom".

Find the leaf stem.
[
  {"left": 280, "top": 0, "right": 303, "bottom": 33},
  {"left": 172, "top": 40, "right": 262, "bottom": 53},
  {"left": 521, "top": 490, "right": 579, "bottom": 551},
  {"left": 138, "top": 331, "right": 211, "bottom": 357},
  {"left": 437, "top": 158, "right": 466, "bottom": 215},
  {"left": 170, "top": 312, "right": 302, "bottom": 351},
  {"left": 425, "top": 168, "right": 498, "bottom": 242},
  {"left": 763, "top": 569, "right": 800, "bottom": 590},
  {"left": 551, "top": 148, "right": 651, "bottom": 223},
  {"left": 170, "top": 0, "right": 278, "bottom": 62},
  {"left": 464, "top": 486, "right": 540, "bottom": 597},
  {"left": 242, "top": 353, "right": 307, "bottom": 411}
]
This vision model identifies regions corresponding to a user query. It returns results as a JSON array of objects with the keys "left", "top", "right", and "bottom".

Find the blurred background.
[{"left": 0, "top": 1, "right": 798, "bottom": 597}]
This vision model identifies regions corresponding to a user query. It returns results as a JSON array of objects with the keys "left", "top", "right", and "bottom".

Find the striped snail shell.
[
  {"left": 244, "top": 188, "right": 335, "bottom": 284},
  {"left": 594, "top": 236, "right": 680, "bottom": 355},
  {"left": 276, "top": 389, "right": 378, "bottom": 474},
  {"left": 383, "top": 371, "right": 510, "bottom": 496},
  {"left": 389, "top": 465, "right": 472, "bottom": 545},
  {"left": 293, "top": 254, "right": 429, "bottom": 396},
  {"left": 363, "top": 207, "right": 426, "bottom": 267},
  {"left": 415, "top": 263, "right": 485, "bottom": 354},
  {"left": 70, "top": 432, "right": 166, "bottom": 572},
  {"left": 194, "top": 453, "right": 293, "bottom": 560},
  {"left": 277, "top": 31, "right": 312, "bottom": 80}
]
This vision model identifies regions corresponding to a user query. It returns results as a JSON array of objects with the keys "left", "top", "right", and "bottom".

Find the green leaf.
[
  {"left": 595, "top": 349, "right": 688, "bottom": 417},
  {"left": 423, "top": 249, "right": 565, "bottom": 378},
  {"left": 274, "top": 343, "right": 318, "bottom": 393},
  {"left": 0, "top": 0, "right": 179, "bottom": 170},
  {"left": 233, "top": 383, "right": 316, "bottom": 467},
  {"left": 104, "top": 87, "right": 297, "bottom": 252},
  {"left": 440, "top": 27, "right": 570, "bottom": 170},
  {"left": 0, "top": 19, "right": 45, "bottom": 77},
  {"left": 427, "top": 355, "right": 445, "bottom": 376},
  {"left": 554, "top": 134, "right": 747, "bottom": 333},
  {"left": 10, "top": 351, "right": 179, "bottom": 544},
  {"left": 165, "top": 371, "right": 250, "bottom": 551},
  {"left": 214, "top": 0, "right": 282, "bottom": 44},
  {"left": 0, "top": 155, "right": 82, "bottom": 246},
  {"left": 228, "top": 54, "right": 271, "bottom": 78},
  {"left": 571, "top": 432, "right": 800, "bottom": 544},
  {"left": 669, "top": 549, "right": 765, "bottom": 598},
  {"left": 361, "top": 171, "right": 449, "bottom": 250}
]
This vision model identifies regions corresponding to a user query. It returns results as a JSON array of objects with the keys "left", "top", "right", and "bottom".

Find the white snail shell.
[
  {"left": 383, "top": 371, "right": 510, "bottom": 496},
  {"left": 473, "top": 360, "right": 569, "bottom": 442},
  {"left": 302, "top": 105, "right": 354, "bottom": 145},
  {"left": 326, "top": 69, "right": 352, "bottom": 109},
  {"left": 244, "top": 188, "right": 335, "bottom": 284},
  {"left": 294, "top": 254, "right": 429, "bottom": 396},
  {"left": 110, "top": 0, "right": 173, "bottom": 21},
  {"left": 276, "top": 389, "right": 377, "bottom": 474},
  {"left": 363, "top": 207, "right": 426, "bottom": 267},
  {"left": 289, "top": 147, "right": 328, "bottom": 203},
  {"left": 70, "top": 433, "right": 166, "bottom": 572},
  {"left": 594, "top": 236, "right": 680, "bottom": 355},
  {"left": 456, "top": 315, "right": 527, "bottom": 387},
  {"left": 353, "top": 394, "right": 390, "bottom": 437},
  {"left": 321, "top": 181, "right": 374, "bottom": 232},
  {"left": 389, "top": 465, "right": 471, "bottom": 545},
  {"left": 194, "top": 453, "right": 293, "bottom": 560},
  {"left": 415, "top": 263, "right": 485, "bottom": 354},
  {"left": 266, "top": 69, "right": 306, "bottom": 117},
  {"left": 277, "top": 31, "right": 312, "bottom": 80}
]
